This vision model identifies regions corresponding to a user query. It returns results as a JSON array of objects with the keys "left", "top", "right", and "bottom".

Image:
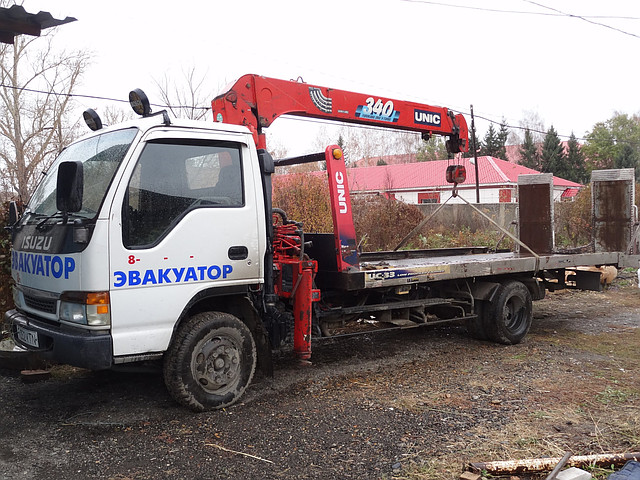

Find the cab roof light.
[
  {"left": 129, "top": 88, "right": 151, "bottom": 116},
  {"left": 129, "top": 88, "right": 171, "bottom": 126},
  {"left": 83, "top": 108, "right": 103, "bottom": 131}
]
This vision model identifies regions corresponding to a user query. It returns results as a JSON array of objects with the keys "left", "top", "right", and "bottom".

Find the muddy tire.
[
  {"left": 465, "top": 300, "right": 488, "bottom": 341},
  {"left": 484, "top": 280, "right": 532, "bottom": 345},
  {"left": 163, "top": 311, "right": 256, "bottom": 412}
]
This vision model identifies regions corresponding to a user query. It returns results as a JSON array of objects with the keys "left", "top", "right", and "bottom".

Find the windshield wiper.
[{"left": 35, "top": 211, "right": 85, "bottom": 230}]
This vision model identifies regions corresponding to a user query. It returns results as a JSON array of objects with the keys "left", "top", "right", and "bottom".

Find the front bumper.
[{"left": 5, "top": 309, "right": 113, "bottom": 370}]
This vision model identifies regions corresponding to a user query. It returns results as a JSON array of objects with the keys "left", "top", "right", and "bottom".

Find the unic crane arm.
[{"left": 211, "top": 74, "right": 468, "bottom": 154}]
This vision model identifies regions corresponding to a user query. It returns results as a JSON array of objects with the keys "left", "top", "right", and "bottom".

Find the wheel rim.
[
  {"left": 191, "top": 332, "right": 242, "bottom": 395},
  {"left": 502, "top": 296, "right": 526, "bottom": 333}
]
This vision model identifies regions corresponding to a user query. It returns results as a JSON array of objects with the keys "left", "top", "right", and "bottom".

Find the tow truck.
[{"left": 5, "top": 74, "right": 639, "bottom": 411}]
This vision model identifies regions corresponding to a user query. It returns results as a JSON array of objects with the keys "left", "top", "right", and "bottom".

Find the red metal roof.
[
  {"left": 561, "top": 187, "right": 580, "bottom": 198},
  {"left": 345, "top": 156, "right": 582, "bottom": 192}
]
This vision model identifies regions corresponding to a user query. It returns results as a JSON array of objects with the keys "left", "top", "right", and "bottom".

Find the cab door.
[{"left": 107, "top": 131, "right": 265, "bottom": 357}]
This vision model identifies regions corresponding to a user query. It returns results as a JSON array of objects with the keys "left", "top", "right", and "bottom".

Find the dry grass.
[{"left": 387, "top": 284, "right": 640, "bottom": 479}]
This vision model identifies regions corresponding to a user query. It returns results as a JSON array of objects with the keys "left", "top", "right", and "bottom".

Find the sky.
[{"left": 19, "top": 0, "right": 640, "bottom": 156}]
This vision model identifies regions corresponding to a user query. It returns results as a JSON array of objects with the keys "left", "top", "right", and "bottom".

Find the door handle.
[{"left": 228, "top": 245, "right": 248, "bottom": 260}]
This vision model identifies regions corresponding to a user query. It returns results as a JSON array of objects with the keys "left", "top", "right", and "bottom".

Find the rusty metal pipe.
[
  {"left": 470, "top": 452, "right": 640, "bottom": 476},
  {"left": 545, "top": 452, "right": 572, "bottom": 480}
]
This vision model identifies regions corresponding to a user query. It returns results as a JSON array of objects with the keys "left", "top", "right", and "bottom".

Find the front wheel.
[
  {"left": 484, "top": 280, "right": 532, "bottom": 345},
  {"left": 164, "top": 311, "right": 256, "bottom": 412}
]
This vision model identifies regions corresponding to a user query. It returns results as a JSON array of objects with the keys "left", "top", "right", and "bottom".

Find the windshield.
[{"left": 26, "top": 128, "right": 138, "bottom": 221}]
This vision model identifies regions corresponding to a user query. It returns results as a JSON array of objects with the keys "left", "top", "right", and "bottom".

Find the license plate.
[{"left": 16, "top": 325, "right": 39, "bottom": 348}]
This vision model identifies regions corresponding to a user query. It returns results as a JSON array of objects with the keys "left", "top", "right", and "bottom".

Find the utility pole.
[{"left": 471, "top": 105, "right": 480, "bottom": 203}]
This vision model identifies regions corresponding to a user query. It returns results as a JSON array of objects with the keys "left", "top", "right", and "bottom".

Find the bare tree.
[
  {"left": 100, "top": 104, "right": 135, "bottom": 127},
  {"left": 314, "top": 125, "right": 421, "bottom": 167},
  {"left": 154, "top": 67, "right": 214, "bottom": 121},
  {"left": 383, "top": 166, "right": 395, "bottom": 194},
  {"left": 0, "top": 31, "right": 90, "bottom": 202},
  {"left": 508, "top": 110, "right": 546, "bottom": 144},
  {"left": 267, "top": 132, "right": 289, "bottom": 161}
]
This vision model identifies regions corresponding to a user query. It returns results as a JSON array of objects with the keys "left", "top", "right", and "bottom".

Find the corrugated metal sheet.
[
  {"left": 561, "top": 187, "right": 579, "bottom": 198},
  {"left": 0, "top": 5, "right": 76, "bottom": 44}
]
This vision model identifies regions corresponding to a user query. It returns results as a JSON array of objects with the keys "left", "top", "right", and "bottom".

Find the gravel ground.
[{"left": 1, "top": 277, "right": 639, "bottom": 480}]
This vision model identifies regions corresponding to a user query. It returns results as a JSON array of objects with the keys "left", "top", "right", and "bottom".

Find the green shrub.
[
  {"left": 352, "top": 195, "right": 424, "bottom": 251},
  {"left": 419, "top": 225, "right": 512, "bottom": 250},
  {"left": 272, "top": 173, "right": 333, "bottom": 233},
  {"left": 272, "top": 173, "right": 513, "bottom": 252},
  {"left": 554, "top": 185, "right": 592, "bottom": 248}
]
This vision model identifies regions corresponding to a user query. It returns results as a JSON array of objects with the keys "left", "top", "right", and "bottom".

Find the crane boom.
[{"left": 211, "top": 74, "right": 468, "bottom": 153}]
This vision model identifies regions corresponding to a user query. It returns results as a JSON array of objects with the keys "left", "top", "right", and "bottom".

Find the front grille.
[{"left": 23, "top": 292, "right": 57, "bottom": 314}]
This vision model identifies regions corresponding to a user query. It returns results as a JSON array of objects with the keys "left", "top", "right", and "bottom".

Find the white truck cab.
[{"left": 7, "top": 108, "right": 269, "bottom": 409}]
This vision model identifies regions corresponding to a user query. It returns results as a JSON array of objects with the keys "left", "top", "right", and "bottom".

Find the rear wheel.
[
  {"left": 484, "top": 280, "right": 532, "bottom": 345},
  {"left": 164, "top": 311, "right": 256, "bottom": 412}
]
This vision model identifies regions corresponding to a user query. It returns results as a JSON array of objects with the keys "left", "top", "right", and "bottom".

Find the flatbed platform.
[
  {"left": 308, "top": 234, "right": 640, "bottom": 291},
  {"left": 358, "top": 250, "right": 638, "bottom": 289}
]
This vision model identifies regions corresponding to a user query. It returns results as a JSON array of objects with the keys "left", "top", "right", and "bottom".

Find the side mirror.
[
  {"left": 8, "top": 201, "right": 19, "bottom": 225},
  {"left": 258, "top": 149, "right": 275, "bottom": 175},
  {"left": 56, "top": 161, "right": 84, "bottom": 213}
]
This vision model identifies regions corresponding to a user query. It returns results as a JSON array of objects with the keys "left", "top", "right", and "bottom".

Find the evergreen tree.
[
  {"left": 518, "top": 128, "right": 540, "bottom": 170},
  {"left": 565, "top": 133, "right": 587, "bottom": 183},
  {"left": 480, "top": 124, "right": 501, "bottom": 157},
  {"left": 476, "top": 122, "right": 509, "bottom": 159},
  {"left": 540, "top": 126, "right": 565, "bottom": 175},
  {"left": 416, "top": 136, "right": 448, "bottom": 161},
  {"left": 496, "top": 120, "right": 509, "bottom": 160},
  {"left": 337, "top": 134, "right": 347, "bottom": 166},
  {"left": 376, "top": 158, "right": 387, "bottom": 166},
  {"left": 614, "top": 143, "right": 640, "bottom": 179},
  {"left": 464, "top": 128, "right": 482, "bottom": 159}
]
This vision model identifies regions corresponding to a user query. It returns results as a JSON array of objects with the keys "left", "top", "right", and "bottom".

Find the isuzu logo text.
[{"left": 21, "top": 235, "right": 52, "bottom": 251}]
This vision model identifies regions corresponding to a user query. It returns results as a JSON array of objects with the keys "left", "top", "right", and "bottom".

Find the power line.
[
  {"left": 399, "top": 0, "right": 640, "bottom": 39},
  {"left": 399, "top": 0, "right": 640, "bottom": 21},
  {"left": 467, "top": 109, "right": 640, "bottom": 149},
  {"left": 457, "top": 109, "right": 586, "bottom": 141},
  {"left": 2, "top": 82, "right": 634, "bottom": 148},
  {"left": 521, "top": 0, "right": 640, "bottom": 39},
  {"left": 0, "top": 83, "right": 210, "bottom": 111},
  {"left": 0, "top": 81, "right": 593, "bottom": 143}
]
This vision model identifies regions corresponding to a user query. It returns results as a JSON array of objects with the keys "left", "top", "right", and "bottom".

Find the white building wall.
[
  {"left": 395, "top": 191, "right": 418, "bottom": 203},
  {"left": 364, "top": 185, "right": 572, "bottom": 204},
  {"left": 552, "top": 188, "right": 567, "bottom": 201},
  {"left": 394, "top": 186, "right": 517, "bottom": 204}
]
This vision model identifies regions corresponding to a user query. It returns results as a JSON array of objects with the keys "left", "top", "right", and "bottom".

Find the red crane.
[{"left": 211, "top": 74, "right": 468, "bottom": 154}]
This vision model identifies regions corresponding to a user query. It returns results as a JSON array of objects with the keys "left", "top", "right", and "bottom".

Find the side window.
[{"left": 123, "top": 140, "right": 243, "bottom": 248}]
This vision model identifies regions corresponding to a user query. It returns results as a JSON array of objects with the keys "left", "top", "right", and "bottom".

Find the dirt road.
[{"left": 1, "top": 275, "right": 639, "bottom": 480}]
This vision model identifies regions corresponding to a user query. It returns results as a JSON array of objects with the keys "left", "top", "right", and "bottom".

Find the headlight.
[
  {"left": 59, "top": 291, "right": 111, "bottom": 327},
  {"left": 12, "top": 286, "right": 23, "bottom": 309}
]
